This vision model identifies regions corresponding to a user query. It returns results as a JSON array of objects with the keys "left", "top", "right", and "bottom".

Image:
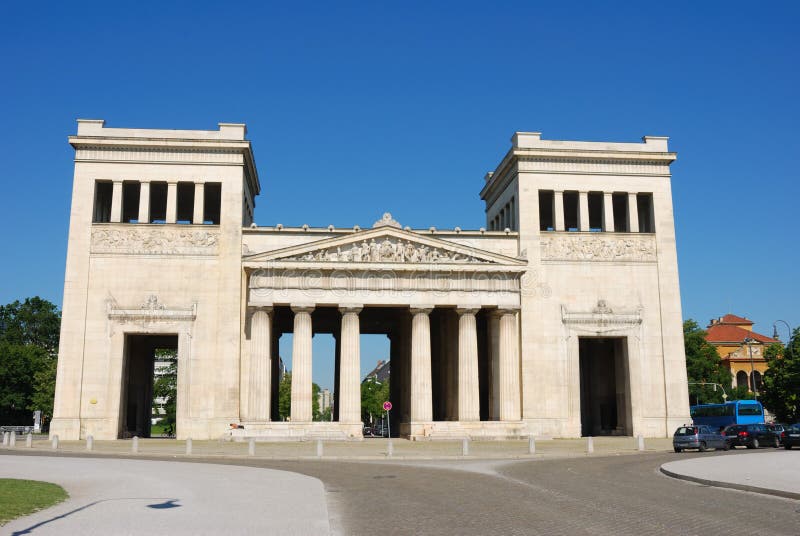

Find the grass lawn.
[
  {"left": 150, "top": 422, "right": 175, "bottom": 437},
  {"left": 0, "top": 479, "right": 68, "bottom": 525}
]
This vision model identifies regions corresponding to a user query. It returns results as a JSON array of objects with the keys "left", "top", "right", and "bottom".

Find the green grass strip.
[{"left": 0, "top": 479, "right": 68, "bottom": 525}]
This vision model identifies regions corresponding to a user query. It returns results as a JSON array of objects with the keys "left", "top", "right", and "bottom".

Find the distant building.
[
  {"left": 705, "top": 314, "right": 778, "bottom": 392},
  {"left": 318, "top": 388, "right": 332, "bottom": 415},
  {"left": 363, "top": 359, "right": 390, "bottom": 384}
]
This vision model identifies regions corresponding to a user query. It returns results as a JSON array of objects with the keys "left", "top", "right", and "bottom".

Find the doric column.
[
  {"left": 410, "top": 306, "right": 433, "bottom": 422},
  {"left": 138, "top": 181, "right": 150, "bottom": 224},
  {"left": 554, "top": 190, "right": 565, "bottom": 231},
  {"left": 166, "top": 181, "right": 178, "bottom": 224},
  {"left": 338, "top": 305, "right": 362, "bottom": 423},
  {"left": 578, "top": 191, "right": 590, "bottom": 232},
  {"left": 498, "top": 308, "right": 521, "bottom": 421},
  {"left": 489, "top": 312, "right": 501, "bottom": 420},
  {"left": 110, "top": 180, "right": 123, "bottom": 223},
  {"left": 627, "top": 192, "right": 639, "bottom": 233},
  {"left": 456, "top": 307, "right": 480, "bottom": 421},
  {"left": 248, "top": 307, "right": 272, "bottom": 421},
  {"left": 603, "top": 192, "right": 615, "bottom": 232},
  {"left": 290, "top": 305, "right": 314, "bottom": 422},
  {"left": 193, "top": 182, "right": 205, "bottom": 224}
]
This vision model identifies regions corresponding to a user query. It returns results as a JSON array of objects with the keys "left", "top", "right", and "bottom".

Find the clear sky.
[{"left": 1, "top": 2, "right": 798, "bottom": 392}]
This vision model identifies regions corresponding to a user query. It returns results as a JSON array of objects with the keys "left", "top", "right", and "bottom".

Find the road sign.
[{"left": 383, "top": 401, "right": 392, "bottom": 411}]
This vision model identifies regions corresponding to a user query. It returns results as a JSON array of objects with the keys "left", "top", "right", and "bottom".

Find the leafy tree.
[
  {"left": 0, "top": 298, "right": 61, "bottom": 425},
  {"left": 361, "top": 377, "right": 390, "bottom": 424},
  {"left": 277, "top": 372, "right": 323, "bottom": 421},
  {"left": 761, "top": 329, "right": 800, "bottom": 423},
  {"left": 683, "top": 319, "right": 733, "bottom": 405},
  {"left": 151, "top": 349, "right": 177, "bottom": 436}
]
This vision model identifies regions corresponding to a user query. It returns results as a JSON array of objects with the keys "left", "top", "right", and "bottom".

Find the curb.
[{"left": 659, "top": 465, "right": 800, "bottom": 501}]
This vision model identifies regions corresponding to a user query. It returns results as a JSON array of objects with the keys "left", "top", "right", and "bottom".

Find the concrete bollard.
[
  {"left": 132, "top": 436, "right": 139, "bottom": 454},
  {"left": 51, "top": 435, "right": 59, "bottom": 450},
  {"left": 587, "top": 436, "right": 594, "bottom": 454},
  {"left": 462, "top": 438, "right": 470, "bottom": 456},
  {"left": 26, "top": 433, "right": 32, "bottom": 448},
  {"left": 387, "top": 439, "right": 393, "bottom": 458},
  {"left": 248, "top": 438, "right": 256, "bottom": 456},
  {"left": 528, "top": 436, "right": 536, "bottom": 455},
  {"left": 2, "top": 431, "right": 8, "bottom": 446},
  {"left": 185, "top": 438, "right": 192, "bottom": 455},
  {"left": 9, "top": 433, "right": 16, "bottom": 448},
  {"left": 637, "top": 434, "right": 645, "bottom": 451},
  {"left": 316, "top": 439, "right": 323, "bottom": 458},
  {"left": 86, "top": 435, "right": 94, "bottom": 451}
]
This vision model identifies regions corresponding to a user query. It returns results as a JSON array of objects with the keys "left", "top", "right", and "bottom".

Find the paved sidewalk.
[
  {"left": 661, "top": 450, "right": 800, "bottom": 500},
  {"left": 0, "top": 456, "right": 329, "bottom": 535}
]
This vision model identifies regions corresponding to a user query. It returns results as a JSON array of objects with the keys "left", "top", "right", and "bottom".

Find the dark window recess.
[
  {"left": 612, "top": 193, "right": 628, "bottom": 232},
  {"left": 539, "top": 190, "right": 554, "bottom": 231},
  {"left": 176, "top": 182, "right": 195, "bottom": 224},
  {"left": 203, "top": 182, "right": 221, "bottom": 224},
  {"left": 588, "top": 192, "right": 603, "bottom": 232},
  {"left": 93, "top": 181, "right": 113, "bottom": 223},
  {"left": 563, "top": 191, "right": 579, "bottom": 231},
  {"left": 149, "top": 182, "right": 168, "bottom": 223},
  {"left": 637, "top": 193, "right": 655, "bottom": 233},
  {"left": 121, "top": 182, "right": 140, "bottom": 223}
]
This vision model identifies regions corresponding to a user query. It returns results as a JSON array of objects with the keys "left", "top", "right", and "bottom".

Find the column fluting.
[
  {"left": 457, "top": 307, "right": 480, "bottom": 421},
  {"left": 498, "top": 309, "right": 521, "bottom": 421},
  {"left": 248, "top": 308, "right": 272, "bottom": 421},
  {"left": 338, "top": 305, "right": 362, "bottom": 424},
  {"left": 410, "top": 307, "right": 433, "bottom": 422},
  {"left": 291, "top": 305, "right": 314, "bottom": 422}
]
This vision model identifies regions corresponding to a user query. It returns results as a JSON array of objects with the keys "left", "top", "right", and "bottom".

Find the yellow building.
[{"left": 705, "top": 314, "right": 778, "bottom": 393}]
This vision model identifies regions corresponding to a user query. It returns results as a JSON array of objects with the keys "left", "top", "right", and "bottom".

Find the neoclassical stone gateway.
[{"left": 50, "top": 120, "right": 690, "bottom": 441}]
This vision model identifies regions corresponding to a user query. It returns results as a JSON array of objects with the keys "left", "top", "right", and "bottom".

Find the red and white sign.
[{"left": 382, "top": 401, "right": 392, "bottom": 411}]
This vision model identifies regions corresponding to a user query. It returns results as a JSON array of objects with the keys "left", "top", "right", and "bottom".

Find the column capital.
[
  {"left": 496, "top": 307, "right": 520, "bottom": 316},
  {"left": 290, "top": 304, "right": 315, "bottom": 314},
  {"left": 249, "top": 305, "right": 273, "bottom": 314},
  {"left": 339, "top": 304, "right": 363, "bottom": 314},
  {"left": 112, "top": 178, "right": 124, "bottom": 184},
  {"left": 166, "top": 179, "right": 179, "bottom": 185},
  {"left": 410, "top": 305, "right": 434, "bottom": 315},
  {"left": 455, "top": 307, "right": 480, "bottom": 316}
]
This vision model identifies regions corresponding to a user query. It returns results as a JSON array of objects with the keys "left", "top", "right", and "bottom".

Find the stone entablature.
[
  {"left": 561, "top": 300, "right": 643, "bottom": 333},
  {"left": 540, "top": 232, "right": 656, "bottom": 263},
  {"left": 91, "top": 225, "right": 220, "bottom": 256},
  {"left": 107, "top": 295, "right": 197, "bottom": 324}
]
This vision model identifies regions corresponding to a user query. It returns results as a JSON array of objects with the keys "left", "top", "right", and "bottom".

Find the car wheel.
[
  {"left": 752, "top": 438, "right": 760, "bottom": 449},
  {"left": 699, "top": 441, "right": 707, "bottom": 452},
  {"left": 785, "top": 444, "right": 792, "bottom": 450},
  {"left": 722, "top": 442, "right": 731, "bottom": 451},
  {"left": 674, "top": 447, "right": 681, "bottom": 453}
]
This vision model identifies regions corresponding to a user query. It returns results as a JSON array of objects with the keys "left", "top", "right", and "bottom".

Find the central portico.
[{"left": 239, "top": 214, "right": 527, "bottom": 440}]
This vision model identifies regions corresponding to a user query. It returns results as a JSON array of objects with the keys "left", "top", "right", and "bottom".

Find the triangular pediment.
[{"left": 243, "top": 227, "right": 525, "bottom": 266}]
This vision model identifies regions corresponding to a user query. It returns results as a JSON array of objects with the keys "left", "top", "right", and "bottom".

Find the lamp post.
[
  {"left": 743, "top": 337, "right": 757, "bottom": 398},
  {"left": 772, "top": 320, "right": 793, "bottom": 343}
]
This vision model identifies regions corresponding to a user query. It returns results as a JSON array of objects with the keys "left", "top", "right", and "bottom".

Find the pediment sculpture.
[{"left": 280, "top": 236, "right": 489, "bottom": 264}]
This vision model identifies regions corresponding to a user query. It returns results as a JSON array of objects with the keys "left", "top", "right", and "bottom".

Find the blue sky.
[{"left": 1, "top": 2, "right": 798, "bottom": 391}]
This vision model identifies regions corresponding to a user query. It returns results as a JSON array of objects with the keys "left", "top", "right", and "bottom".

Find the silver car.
[{"left": 673, "top": 425, "right": 730, "bottom": 452}]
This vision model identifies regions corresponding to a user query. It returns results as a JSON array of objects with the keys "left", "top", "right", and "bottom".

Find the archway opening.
[{"left": 579, "top": 337, "right": 631, "bottom": 436}]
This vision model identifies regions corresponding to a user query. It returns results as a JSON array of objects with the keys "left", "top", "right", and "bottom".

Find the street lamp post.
[
  {"left": 772, "top": 320, "right": 793, "bottom": 342},
  {"left": 743, "top": 337, "right": 757, "bottom": 398}
]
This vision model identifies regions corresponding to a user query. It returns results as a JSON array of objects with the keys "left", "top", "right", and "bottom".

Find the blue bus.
[{"left": 690, "top": 400, "right": 764, "bottom": 429}]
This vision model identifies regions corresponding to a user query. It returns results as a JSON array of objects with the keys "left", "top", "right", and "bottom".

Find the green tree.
[
  {"left": 0, "top": 297, "right": 61, "bottom": 425},
  {"left": 361, "top": 377, "right": 390, "bottom": 424},
  {"left": 761, "top": 329, "right": 800, "bottom": 423},
  {"left": 277, "top": 372, "right": 323, "bottom": 421},
  {"left": 151, "top": 349, "right": 177, "bottom": 436},
  {"left": 683, "top": 319, "right": 733, "bottom": 405}
]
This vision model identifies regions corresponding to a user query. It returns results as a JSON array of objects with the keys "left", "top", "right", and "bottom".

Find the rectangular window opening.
[
  {"left": 176, "top": 182, "right": 195, "bottom": 224},
  {"left": 203, "top": 182, "right": 221, "bottom": 224},
  {"left": 563, "top": 191, "right": 579, "bottom": 231},
  {"left": 93, "top": 181, "right": 113, "bottom": 223},
  {"left": 121, "top": 181, "right": 140, "bottom": 223},
  {"left": 149, "top": 182, "right": 168, "bottom": 224},
  {"left": 539, "top": 190, "right": 554, "bottom": 231},
  {"left": 588, "top": 192, "right": 603, "bottom": 232},
  {"left": 637, "top": 193, "right": 655, "bottom": 233},
  {"left": 612, "top": 193, "right": 629, "bottom": 232}
]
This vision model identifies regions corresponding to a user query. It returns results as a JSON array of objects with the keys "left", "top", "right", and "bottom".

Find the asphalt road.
[{"left": 228, "top": 451, "right": 799, "bottom": 536}]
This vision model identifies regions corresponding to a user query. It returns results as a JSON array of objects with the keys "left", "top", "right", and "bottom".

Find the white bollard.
[
  {"left": 316, "top": 439, "right": 323, "bottom": 458},
  {"left": 387, "top": 439, "right": 393, "bottom": 458},
  {"left": 637, "top": 434, "right": 645, "bottom": 451},
  {"left": 248, "top": 438, "right": 256, "bottom": 456},
  {"left": 462, "top": 438, "right": 469, "bottom": 456},
  {"left": 2, "top": 431, "right": 8, "bottom": 446},
  {"left": 132, "top": 436, "right": 139, "bottom": 454},
  {"left": 87, "top": 435, "right": 94, "bottom": 450},
  {"left": 51, "top": 435, "right": 59, "bottom": 450},
  {"left": 587, "top": 436, "right": 594, "bottom": 454},
  {"left": 528, "top": 436, "right": 536, "bottom": 455},
  {"left": 185, "top": 438, "right": 192, "bottom": 455},
  {"left": 26, "top": 433, "right": 32, "bottom": 448},
  {"left": 9, "top": 433, "right": 16, "bottom": 448}
]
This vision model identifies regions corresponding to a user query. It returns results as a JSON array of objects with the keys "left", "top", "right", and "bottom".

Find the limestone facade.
[{"left": 50, "top": 121, "right": 690, "bottom": 441}]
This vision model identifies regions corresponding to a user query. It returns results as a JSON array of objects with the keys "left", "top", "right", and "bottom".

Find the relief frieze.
[
  {"left": 280, "top": 236, "right": 490, "bottom": 264},
  {"left": 540, "top": 233, "right": 656, "bottom": 262},
  {"left": 91, "top": 226, "right": 219, "bottom": 255}
]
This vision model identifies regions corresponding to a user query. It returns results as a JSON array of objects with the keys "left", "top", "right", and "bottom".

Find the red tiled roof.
[
  {"left": 705, "top": 324, "right": 777, "bottom": 344},
  {"left": 718, "top": 314, "right": 753, "bottom": 325}
]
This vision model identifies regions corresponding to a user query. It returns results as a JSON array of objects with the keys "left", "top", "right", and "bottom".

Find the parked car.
[
  {"left": 781, "top": 424, "right": 800, "bottom": 450},
  {"left": 766, "top": 424, "right": 786, "bottom": 445},
  {"left": 673, "top": 425, "right": 730, "bottom": 452},
  {"left": 723, "top": 423, "right": 781, "bottom": 449}
]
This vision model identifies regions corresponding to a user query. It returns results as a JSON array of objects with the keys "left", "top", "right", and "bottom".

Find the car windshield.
[{"left": 675, "top": 427, "right": 697, "bottom": 435}]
